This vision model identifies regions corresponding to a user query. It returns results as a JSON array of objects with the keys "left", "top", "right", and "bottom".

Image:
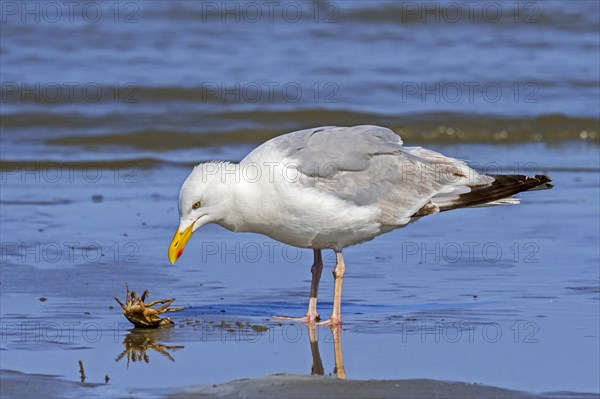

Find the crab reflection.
[
  {"left": 116, "top": 327, "right": 184, "bottom": 367},
  {"left": 114, "top": 321, "right": 346, "bottom": 378}
]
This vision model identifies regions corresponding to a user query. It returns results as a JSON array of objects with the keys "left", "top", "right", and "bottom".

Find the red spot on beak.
[{"left": 177, "top": 248, "right": 183, "bottom": 259}]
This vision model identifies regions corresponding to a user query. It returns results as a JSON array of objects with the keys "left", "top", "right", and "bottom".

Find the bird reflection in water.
[
  {"left": 116, "top": 328, "right": 184, "bottom": 367},
  {"left": 308, "top": 325, "right": 346, "bottom": 379},
  {"left": 114, "top": 323, "right": 346, "bottom": 379}
]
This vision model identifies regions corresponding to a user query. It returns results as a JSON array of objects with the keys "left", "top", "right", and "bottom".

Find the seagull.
[{"left": 168, "top": 125, "right": 552, "bottom": 325}]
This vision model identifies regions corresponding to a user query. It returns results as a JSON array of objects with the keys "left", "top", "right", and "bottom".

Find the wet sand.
[
  {"left": 1, "top": 142, "right": 598, "bottom": 398},
  {"left": 3, "top": 370, "right": 597, "bottom": 399}
]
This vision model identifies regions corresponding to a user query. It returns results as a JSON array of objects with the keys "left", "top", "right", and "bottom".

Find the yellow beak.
[{"left": 168, "top": 224, "right": 194, "bottom": 265}]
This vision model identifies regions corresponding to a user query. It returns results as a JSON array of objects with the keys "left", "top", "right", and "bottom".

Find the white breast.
[{"left": 220, "top": 164, "right": 382, "bottom": 250}]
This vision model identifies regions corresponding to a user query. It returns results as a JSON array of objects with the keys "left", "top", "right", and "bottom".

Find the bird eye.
[{"left": 192, "top": 201, "right": 202, "bottom": 210}]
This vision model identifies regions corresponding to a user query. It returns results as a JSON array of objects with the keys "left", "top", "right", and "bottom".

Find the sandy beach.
[{"left": 4, "top": 370, "right": 600, "bottom": 399}]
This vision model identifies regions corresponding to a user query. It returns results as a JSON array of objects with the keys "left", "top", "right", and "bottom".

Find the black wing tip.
[
  {"left": 531, "top": 174, "right": 553, "bottom": 190},
  {"left": 533, "top": 174, "right": 552, "bottom": 182},
  {"left": 491, "top": 173, "right": 553, "bottom": 188},
  {"left": 437, "top": 173, "right": 553, "bottom": 212}
]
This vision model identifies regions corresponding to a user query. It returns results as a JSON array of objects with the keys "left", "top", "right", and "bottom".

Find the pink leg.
[
  {"left": 317, "top": 251, "right": 345, "bottom": 326},
  {"left": 273, "top": 249, "right": 323, "bottom": 323},
  {"left": 306, "top": 249, "right": 323, "bottom": 320}
]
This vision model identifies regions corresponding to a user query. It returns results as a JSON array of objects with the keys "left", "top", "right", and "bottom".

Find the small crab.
[{"left": 114, "top": 283, "right": 184, "bottom": 328}]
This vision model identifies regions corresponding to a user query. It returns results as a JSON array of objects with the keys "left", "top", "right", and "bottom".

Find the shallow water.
[
  {"left": 1, "top": 1, "right": 599, "bottom": 166},
  {"left": 1, "top": 142, "right": 598, "bottom": 394},
  {"left": 2, "top": 1, "right": 599, "bottom": 116},
  {"left": 1, "top": 0, "right": 599, "bottom": 396}
]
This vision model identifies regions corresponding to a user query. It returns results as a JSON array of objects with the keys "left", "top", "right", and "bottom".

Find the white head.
[{"left": 168, "top": 163, "right": 234, "bottom": 264}]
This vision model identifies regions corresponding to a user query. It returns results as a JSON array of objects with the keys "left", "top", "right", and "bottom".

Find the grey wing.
[
  {"left": 287, "top": 125, "right": 404, "bottom": 175},
  {"left": 280, "top": 126, "right": 493, "bottom": 226},
  {"left": 246, "top": 125, "right": 403, "bottom": 172}
]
